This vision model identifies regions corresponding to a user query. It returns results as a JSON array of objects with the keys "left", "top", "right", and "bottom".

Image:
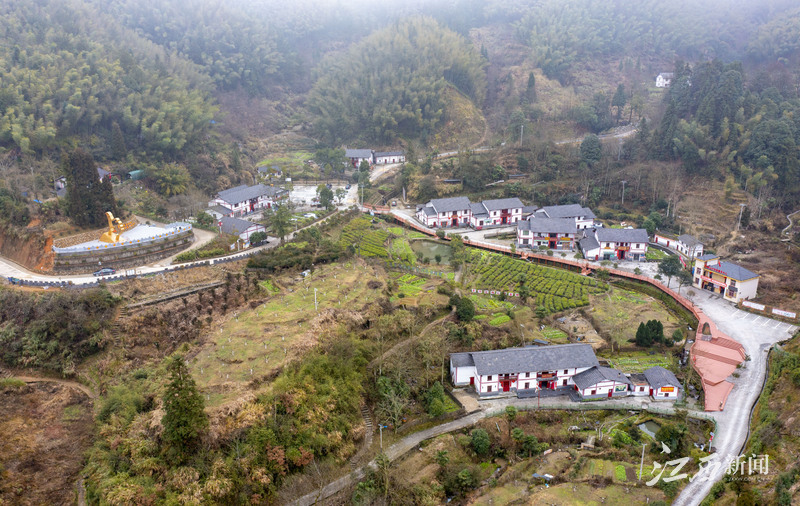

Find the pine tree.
[
  {"left": 110, "top": 122, "right": 127, "bottom": 160},
  {"left": 162, "top": 355, "right": 208, "bottom": 465},
  {"left": 65, "top": 148, "right": 115, "bottom": 227}
]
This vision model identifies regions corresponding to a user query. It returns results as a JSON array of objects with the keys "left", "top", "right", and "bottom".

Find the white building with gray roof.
[
  {"left": 450, "top": 343, "right": 599, "bottom": 397},
  {"left": 643, "top": 366, "right": 681, "bottom": 400},
  {"left": 653, "top": 232, "right": 704, "bottom": 258},
  {"left": 517, "top": 217, "right": 578, "bottom": 250},
  {"left": 534, "top": 204, "right": 596, "bottom": 229},
  {"left": 572, "top": 366, "right": 631, "bottom": 399},
  {"left": 416, "top": 197, "right": 524, "bottom": 229},
  {"left": 209, "top": 184, "right": 286, "bottom": 217},
  {"left": 579, "top": 227, "right": 649, "bottom": 261}
]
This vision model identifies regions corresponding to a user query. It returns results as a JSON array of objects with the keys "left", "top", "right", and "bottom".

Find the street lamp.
[
  {"left": 379, "top": 424, "right": 388, "bottom": 449},
  {"left": 737, "top": 203, "right": 747, "bottom": 231}
]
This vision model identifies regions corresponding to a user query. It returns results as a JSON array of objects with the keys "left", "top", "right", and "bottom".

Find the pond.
[
  {"left": 638, "top": 420, "right": 661, "bottom": 439},
  {"left": 410, "top": 240, "right": 453, "bottom": 265}
]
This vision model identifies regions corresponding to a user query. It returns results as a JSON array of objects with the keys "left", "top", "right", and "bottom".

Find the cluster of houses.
[
  {"left": 416, "top": 197, "right": 527, "bottom": 228},
  {"left": 450, "top": 343, "right": 681, "bottom": 401},
  {"left": 345, "top": 148, "right": 406, "bottom": 169},
  {"left": 207, "top": 183, "right": 286, "bottom": 219}
]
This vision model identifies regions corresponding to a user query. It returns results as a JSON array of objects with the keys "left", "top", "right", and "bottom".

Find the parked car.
[
  {"left": 391, "top": 200, "right": 397, "bottom": 206},
  {"left": 345, "top": 184, "right": 351, "bottom": 189},
  {"left": 93, "top": 268, "right": 116, "bottom": 277}
]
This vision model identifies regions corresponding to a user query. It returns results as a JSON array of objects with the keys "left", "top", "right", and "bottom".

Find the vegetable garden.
[
  {"left": 339, "top": 216, "right": 389, "bottom": 258},
  {"left": 469, "top": 252, "right": 606, "bottom": 314}
]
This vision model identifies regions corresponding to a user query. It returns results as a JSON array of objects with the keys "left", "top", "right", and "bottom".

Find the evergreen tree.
[
  {"left": 580, "top": 134, "right": 602, "bottom": 167},
  {"left": 110, "top": 122, "right": 127, "bottom": 160},
  {"left": 64, "top": 148, "right": 116, "bottom": 227},
  {"left": 162, "top": 355, "right": 208, "bottom": 465},
  {"left": 612, "top": 84, "right": 626, "bottom": 124},
  {"left": 525, "top": 72, "right": 536, "bottom": 103}
]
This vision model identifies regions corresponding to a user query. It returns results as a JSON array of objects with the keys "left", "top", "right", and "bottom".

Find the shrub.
[{"left": 471, "top": 428, "right": 490, "bottom": 456}]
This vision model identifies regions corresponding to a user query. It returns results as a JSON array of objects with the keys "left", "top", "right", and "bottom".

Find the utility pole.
[
  {"left": 520, "top": 124, "right": 524, "bottom": 146},
  {"left": 314, "top": 288, "right": 318, "bottom": 312},
  {"left": 737, "top": 203, "right": 747, "bottom": 231},
  {"left": 639, "top": 443, "right": 647, "bottom": 480},
  {"left": 519, "top": 324, "right": 525, "bottom": 347},
  {"left": 379, "top": 424, "right": 388, "bottom": 449},
  {"left": 620, "top": 180, "right": 628, "bottom": 206}
]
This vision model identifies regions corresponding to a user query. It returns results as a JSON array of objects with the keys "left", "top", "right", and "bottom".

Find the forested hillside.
[{"left": 308, "top": 17, "right": 486, "bottom": 145}]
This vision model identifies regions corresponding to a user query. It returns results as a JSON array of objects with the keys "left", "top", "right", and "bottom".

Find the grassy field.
[
  {"left": 604, "top": 352, "right": 675, "bottom": 373},
  {"left": 257, "top": 150, "right": 314, "bottom": 173},
  {"left": 190, "top": 261, "right": 382, "bottom": 405},
  {"left": 587, "top": 287, "right": 684, "bottom": 346}
]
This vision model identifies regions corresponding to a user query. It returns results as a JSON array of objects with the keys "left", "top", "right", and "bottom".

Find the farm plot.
[
  {"left": 190, "top": 261, "right": 381, "bottom": 404},
  {"left": 339, "top": 216, "right": 389, "bottom": 258},
  {"left": 469, "top": 252, "right": 605, "bottom": 314},
  {"left": 588, "top": 287, "right": 684, "bottom": 347},
  {"left": 604, "top": 353, "right": 675, "bottom": 373},
  {"left": 389, "top": 237, "right": 416, "bottom": 265}
]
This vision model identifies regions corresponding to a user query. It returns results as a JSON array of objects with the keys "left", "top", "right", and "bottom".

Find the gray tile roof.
[
  {"left": 519, "top": 217, "right": 577, "bottom": 234},
  {"left": 466, "top": 343, "right": 599, "bottom": 376},
  {"left": 595, "top": 228, "right": 649, "bottom": 244},
  {"left": 698, "top": 253, "right": 718, "bottom": 261},
  {"left": 522, "top": 205, "right": 539, "bottom": 215},
  {"left": 430, "top": 197, "right": 472, "bottom": 213},
  {"left": 629, "top": 373, "right": 648, "bottom": 385},
  {"left": 643, "top": 366, "right": 680, "bottom": 389},
  {"left": 579, "top": 235, "right": 600, "bottom": 252},
  {"left": 421, "top": 206, "right": 436, "bottom": 217},
  {"left": 481, "top": 198, "right": 524, "bottom": 212},
  {"left": 572, "top": 366, "right": 632, "bottom": 390},
  {"left": 470, "top": 203, "right": 488, "bottom": 217},
  {"left": 374, "top": 151, "right": 404, "bottom": 157},
  {"left": 537, "top": 204, "right": 596, "bottom": 220},
  {"left": 658, "top": 72, "right": 674, "bottom": 78},
  {"left": 678, "top": 234, "right": 702, "bottom": 247},
  {"left": 716, "top": 261, "right": 759, "bottom": 281},
  {"left": 207, "top": 205, "right": 232, "bottom": 216},
  {"left": 345, "top": 149, "right": 373, "bottom": 158},
  {"left": 450, "top": 352, "right": 474, "bottom": 368},
  {"left": 217, "top": 184, "right": 282, "bottom": 205},
  {"left": 219, "top": 216, "right": 259, "bottom": 236}
]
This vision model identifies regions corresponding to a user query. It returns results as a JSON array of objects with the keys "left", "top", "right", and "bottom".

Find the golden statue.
[{"left": 100, "top": 212, "right": 125, "bottom": 243}]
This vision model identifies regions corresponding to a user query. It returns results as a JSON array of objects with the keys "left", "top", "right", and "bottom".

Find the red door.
[
  {"left": 650, "top": 388, "right": 654, "bottom": 396},
  {"left": 469, "top": 377, "right": 474, "bottom": 386},
  {"left": 502, "top": 381, "right": 510, "bottom": 392},
  {"left": 608, "top": 390, "right": 613, "bottom": 398}
]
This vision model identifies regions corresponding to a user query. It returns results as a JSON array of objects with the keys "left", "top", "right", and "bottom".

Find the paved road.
[{"left": 671, "top": 284, "right": 796, "bottom": 506}]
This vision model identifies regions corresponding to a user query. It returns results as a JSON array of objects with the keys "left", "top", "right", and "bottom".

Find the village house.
[
  {"left": 628, "top": 373, "right": 650, "bottom": 396},
  {"left": 643, "top": 366, "right": 681, "bottom": 400},
  {"left": 655, "top": 72, "right": 674, "bottom": 88},
  {"left": 572, "top": 366, "right": 632, "bottom": 399},
  {"left": 416, "top": 197, "right": 524, "bottom": 229},
  {"left": 218, "top": 216, "right": 266, "bottom": 244},
  {"left": 345, "top": 148, "right": 374, "bottom": 169},
  {"left": 206, "top": 205, "right": 235, "bottom": 220},
  {"left": 416, "top": 197, "right": 472, "bottom": 228},
  {"left": 653, "top": 232, "right": 704, "bottom": 258},
  {"left": 374, "top": 151, "right": 405, "bottom": 164},
  {"left": 449, "top": 343, "right": 600, "bottom": 396},
  {"left": 517, "top": 217, "right": 578, "bottom": 250},
  {"left": 692, "top": 254, "right": 759, "bottom": 303},
  {"left": 209, "top": 184, "right": 286, "bottom": 217},
  {"left": 533, "top": 204, "right": 596, "bottom": 229},
  {"left": 469, "top": 198, "right": 524, "bottom": 228},
  {"left": 579, "top": 228, "right": 649, "bottom": 261}
]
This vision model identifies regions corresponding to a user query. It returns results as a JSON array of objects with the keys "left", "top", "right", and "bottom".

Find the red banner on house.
[{"left": 700, "top": 275, "right": 726, "bottom": 288}]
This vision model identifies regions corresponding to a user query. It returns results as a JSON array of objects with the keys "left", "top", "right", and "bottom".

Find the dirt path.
[
  {"left": 8, "top": 374, "right": 96, "bottom": 399},
  {"left": 781, "top": 209, "right": 800, "bottom": 238}
]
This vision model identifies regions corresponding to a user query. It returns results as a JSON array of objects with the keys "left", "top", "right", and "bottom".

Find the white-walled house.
[
  {"left": 656, "top": 72, "right": 674, "bottom": 88},
  {"left": 643, "top": 366, "right": 681, "bottom": 400},
  {"left": 469, "top": 198, "right": 524, "bottom": 228},
  {"left": 517, "top": 217, "right": 578, "bottom": 250},
  {"left": 374, "top": 151, "right": 405, "bottom": 164},
  {"left": 579, "top": 228, "right": 648, "bottom": 261},
  {"left": 533, "top": 204, "right": 596, "bottom": 229},
  {"left": 218, "top": 216, "right": 266, "bottom": 243},
  {"left": 692, "top": 254, "right": 759, "bottom": 303},
  {"left": 449, "top": 344, "right": 600, "bottom": 397},
  {"left": 345, "top": 148, "right": 374, "bottom": 169},
  {"left": 628, "top": 374, "right": 650, "bottom": 396},
  {"left": 209, "top": 184, "right": 285, "bottom": 217},
  {"left": 206, "top": 205, "right": 235, "bottom": 220},
  {"left": 416, "top": 197, "right": 472, "bottom": 228},
  {"left": 572, "top": 366, "right": 632, "bottom": 399},
  {"left": 653, "top": 233, "right": 704, "bottom": 258}
]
